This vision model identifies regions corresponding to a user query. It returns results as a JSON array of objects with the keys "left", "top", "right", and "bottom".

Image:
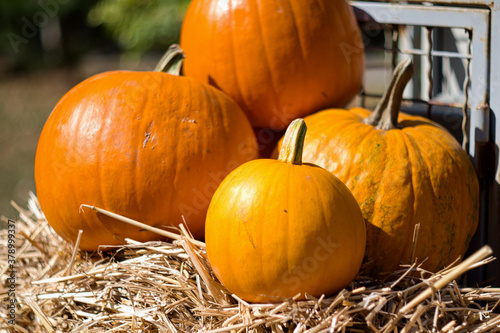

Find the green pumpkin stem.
[
  {"left": 278, "top": 119, "right": 307, "bottom": 165},
  {"left": 364, "top": 58, "right": 415, "bottom": 131},
  {"left": 155, "top": 44, "right": 185, "bottom": 75}
]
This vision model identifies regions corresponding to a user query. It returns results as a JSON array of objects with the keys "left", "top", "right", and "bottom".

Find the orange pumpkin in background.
[
  {"left": 273, "top": 59, "right": 479, "bottom": 275},
  {"left": 206, "top": 119, "right": 366, "bottom": 303},
  {"left": 35, "top": 46, "right": 258, "bottom": 251},
  {"left": 180, "top": 0, "right": 365, "bottom": 129}
]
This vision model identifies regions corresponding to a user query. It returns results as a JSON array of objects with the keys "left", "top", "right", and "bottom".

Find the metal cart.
[{"left": 352, "top": 0, "right": 499, "bottom": 286}]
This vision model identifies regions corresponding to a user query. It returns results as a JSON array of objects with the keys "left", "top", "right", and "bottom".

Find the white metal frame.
[{"left": 352, "top": 0, "right": 499, "bottom": 285}]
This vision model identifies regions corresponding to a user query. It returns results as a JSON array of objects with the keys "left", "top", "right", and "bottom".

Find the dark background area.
[{"left": 0, "top": 0, "right": 190, "bottom": 219}]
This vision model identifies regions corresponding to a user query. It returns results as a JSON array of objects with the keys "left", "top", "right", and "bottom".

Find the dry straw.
[{"left": 1, "top": 193, "right": 499, "bottom": 332}]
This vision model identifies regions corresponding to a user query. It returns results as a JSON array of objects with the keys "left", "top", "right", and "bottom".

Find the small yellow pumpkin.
[{"left": 205, "top": 119, "right": 366, "bottom": 303}]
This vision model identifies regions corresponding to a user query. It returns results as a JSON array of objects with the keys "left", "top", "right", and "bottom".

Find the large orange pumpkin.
[
  {"left": 206, "top": 119, "right": 366, "bottom": 303},
  {"left": 180, "top": 0, "right": 365, "bottom": 129},
  {"left": 273, "top": 59, "right": 479, "bottom": 275},
  {"left": 35, "top": 47, "right": 258, "bottom": 251}
]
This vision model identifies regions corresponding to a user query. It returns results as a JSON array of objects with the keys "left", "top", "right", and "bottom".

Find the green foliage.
[
  {"left": 0, "top": 0, "right": 102, "bottom": 71},
  {"left": 88, "top": 0, "right": 190, "bottom": 55}
]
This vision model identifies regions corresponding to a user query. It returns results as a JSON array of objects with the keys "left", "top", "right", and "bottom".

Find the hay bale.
[{"left": 1, "top": 193, "right": 499, "bottom": 332}]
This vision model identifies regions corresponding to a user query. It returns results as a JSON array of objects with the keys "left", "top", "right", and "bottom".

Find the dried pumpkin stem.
[
  {"left": 155, "top": 44, "right": 185, "bottom": 75},
  {"left": 278, "top": 118, "right": 307, "bottom": 165},
  {"left": 364, "top": 58, "right": 414, "bottom": 131}
]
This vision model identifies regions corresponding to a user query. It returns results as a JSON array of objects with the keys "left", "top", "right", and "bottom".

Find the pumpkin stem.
[
  {"left": 155, "top": 44, "right": 185, "bottom": 75},
  {"left": 363, "top": 58, "right": 415, "bottom": 131},
  {"left": 278, "top": 119, "right": 307, "bottom": 165}
]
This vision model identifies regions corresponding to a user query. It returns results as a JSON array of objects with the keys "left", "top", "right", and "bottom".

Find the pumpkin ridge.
[
  {"left": 430, "top": 156, "right": 460, "bottom": 267},
  {"left": 134, "top": 77, "right": 155, "bottom": 214},
  {"left": 254, "top": 0, "right": 282, "bottom": 122},
  {"left": 348, "top": 124, "right": 381, "bottom": 185},
  {"left": 400, "top": 124, "right": 475, "bottom": 270},
  {"left": 259, "top": 161, "right": 286, "bottom": 295},
  {"left": 166, "top": 76, "right": 181, "bottom": 208},
  {"left": 333, "top": 172, "right": 367, "bottom": 270},
  {"left": 406, "top": 128, "right": 452, "bottom": 199},
  {"left": 199, "top": 81, "right": 213, "bottom": 161},
  {"left": 174, "top": 77, "right": 194, "bottom": 193},
  {"left": 354, "top": 130, "right": 398, "bottom": 271},
  {"left": 409, "top": 128, "right": 475, "bottom": 263},
  {"left": 201, "top": 0, "right": 216, "bottom": 82},
  {"left": 167, "top": 77, "right": 181, "bottom": 213},
  {"left": 305, "top": 112, "right": 371, "bottom": 184},
  {"left": 110, "top": 74, "right": 152, "bottom": 239},
  {"left": 239, "top": 164, "right": 263, "bottom": 288},
  {"left": 47, "top": 103, "right": 80, "bottom": 244},
  {"left": 207, "top": 163, "right": 244, "bottom": 293},
  {"left": 259, "top": 163, "right": 272, "bottom": 284},
  {"left": 88, "top": 79, "right": 120, "bottom": 245},
  {"left": 302, "top": 114, "right": 345, "bottom": 164},
  {"left": 98, "top": 95, "right": 111, "bottom": 213},
  {"left": 303, "top": 113, "right": 350, "bottom": 176},
  {"left": 228, "top": 0, "right": 253, "bottom": 115},
  {"left": 310, "top": 167, "right": 331, "bottom": 259},
  {"left": 221, "top": 169, "right": 242, "bottom": 288},
  {"left": 311, "top": 0, "right": 325, "bottom": 17},
  {"left": 256, "top": 161, "right": 275, "bottom": 293},
  {"left": 283, "top": 163, "right": 292, "bottom": 282},
  {"left": 68, "top": 95, "right": 91, "bottom": 235},
  {"left": 367, "top": 133, "right": 392, "bottom": 229},
  {"left": 84, "top": 78, "right": 119, "bottom": 246},
  {"left": 286, "top": 0, "right": 308, "bottom": 87},
  {"left": 389, "top": 129, "right": 420, "bottom": 266},
  {"left": 344, "top": 122, "right": 377, "bottom": 188},
  {"left": 416, "top": 125, "right": 462, "bottom": 158},
  {"left": 95, "top": 82, "right": 115, "bottom": 227},
  {"left": 293, "top": 166, "right": 321, "bottom": 291}
]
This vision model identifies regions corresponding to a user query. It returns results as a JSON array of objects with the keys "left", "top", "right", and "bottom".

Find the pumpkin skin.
[
  {"left": 180, "top": 0, "right": 365, "bottom": 129},
  {"left": 35, "top": 69, "right": 258, "bottom": 251},
  {"left": 206, "top": 119, "right": 366, "bottom": 303},
  {"left": 273, "top": 60, "right": 479, "bottom": 275}
]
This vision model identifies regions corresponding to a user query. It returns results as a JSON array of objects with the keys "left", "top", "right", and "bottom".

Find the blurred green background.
[{"left": 0, "top": 0, "right": 190, "bottom": 220}]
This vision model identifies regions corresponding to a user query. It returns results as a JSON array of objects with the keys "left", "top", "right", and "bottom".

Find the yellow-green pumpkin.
[{"left": 274, "top": 60, "right": 479, "bottom": 275}]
